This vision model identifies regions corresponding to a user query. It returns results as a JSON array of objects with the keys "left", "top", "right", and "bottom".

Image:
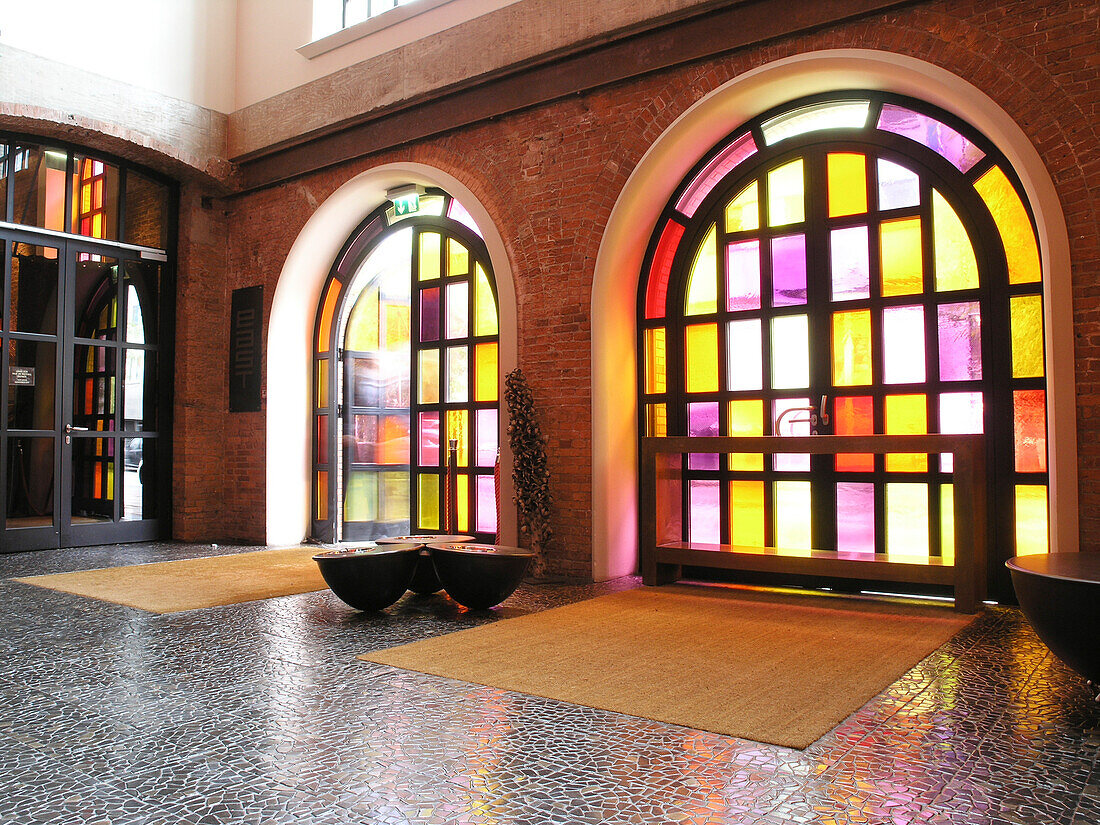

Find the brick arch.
[{"left": 590, "top": 49, "right": 1076, "bottom": 581}]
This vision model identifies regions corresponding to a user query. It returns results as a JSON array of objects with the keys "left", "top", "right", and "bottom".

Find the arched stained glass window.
[
  {"left": 312, "top": 190, "right": 500, "bottom": 543},
  {"left": 638, "top": 93, "right": 1047, "bottom": 599}
]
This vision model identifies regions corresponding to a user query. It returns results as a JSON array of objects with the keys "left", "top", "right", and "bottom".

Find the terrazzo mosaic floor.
[{"left": 1, "top": 541, "right": 1099, "bottom": 825}]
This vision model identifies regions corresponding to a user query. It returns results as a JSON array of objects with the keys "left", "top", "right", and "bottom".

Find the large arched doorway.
[
  {"left": 636, "top": 91, "right": 1045, "bottom": 599},
  {"left": 311, "top": 189, "right": 501, "bottom": 543}
]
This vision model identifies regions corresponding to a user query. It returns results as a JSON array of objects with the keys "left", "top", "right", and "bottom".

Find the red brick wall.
[{"left": 178, "top": 0, "right": 1099, "bottom": 574}]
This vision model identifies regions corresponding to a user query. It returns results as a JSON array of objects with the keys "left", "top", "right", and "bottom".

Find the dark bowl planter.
[
  {"left": 376, "top": 535, "right": 475, "bottom": 594},
  {"left": 429, "top": 543, "right": 534, "bottom": 610},
  {"left": 313, "top": 543, "right": 420, "bottom": 611},
  {"left": 1007, "top": 553, "right": 1100, "bottom": 686}
]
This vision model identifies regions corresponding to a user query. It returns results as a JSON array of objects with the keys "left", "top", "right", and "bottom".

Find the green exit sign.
[{"left": 393, "top": 193, "right": 420, "bottom": 215}]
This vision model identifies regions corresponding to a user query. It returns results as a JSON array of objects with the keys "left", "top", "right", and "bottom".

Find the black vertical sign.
[{"left": 229, "top": 285, "right": 263, "bottom": 412}]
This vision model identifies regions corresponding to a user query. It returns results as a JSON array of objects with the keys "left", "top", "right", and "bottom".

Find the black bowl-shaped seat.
[
  {"left": 376, "top": 535, "right": 475, "bottom": 594},
  {"left": 429, "top": 543, "right": 534, "bottom": 610},
  {"left": 313, "top": 543, "right": 420, "bottom": 611},
  {"left": 1007, "top": 553, "right": 1100, "bottom": 684}
]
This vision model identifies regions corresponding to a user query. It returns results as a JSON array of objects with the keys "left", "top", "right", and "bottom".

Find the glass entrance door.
[{"left": 3, "top": 231, "right": 164, "bottom": 551}]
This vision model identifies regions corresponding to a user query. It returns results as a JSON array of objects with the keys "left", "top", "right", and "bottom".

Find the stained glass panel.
[
  {"left": 773, "top": 397, "right": 810, "bottom": 472},
  {"left": 446, "top": 281, "right": 469, "bottom": 339},
  {"left": 317, "top": 280, "right": 342, "bottom": 352},
  {"left": 727, "top": 240, "right": 761, "bottom": 312},
  {"left": 448, "top": 238, "right": 469, "bottom": 276},
  {"left": 644, "top": 220, "right": 685, "bottom": 319},
  {"left": 645, "top": 403, "right": 668, "bottom": 437},
  {"left": 1010, "top": 295, "right": 1044, "bottom": 378},
  {"left": 877, "top": 159, "right": 920, "bottom": 210},
  {"left": 827, "top": 153, "right": 867, "bottom": 217},
  {"left": 474, "top": 343, "right": 498, "bottom": 402},
  {"left": 880, "top": 217, "right": 923, "bottom": 296},
  {"left": 317, "top": 359, "right": 329, "bottom": 408},
  {"left": 726, "top": 320, "right": 762, "bottom": 391},
  {"left": 446, "top": 346, "right": 469, "bottom": 403},
  {"left": 317, "top": 415, "right": 329, "bottom": 466},
  {"left": 727, "top": 399, "right": 764, "bottom": 471},
  {"left": 689, "top": 480, "right": 720, "bottom": 544},
  {"left": 316, "top": 472, "right": 328, "bottom": 521},
  {"left": 771, "top": 234, "right": 807, "bottom": 306},
  {"left": 418, "top": 232, "right": 441, "bottom": 280},
  {"left": 775, "top": 481, "right": 811, "bottom": 552},
  {"left": 1013, "top": 389, "right": 1047, "bottom": 473},
  {"left": 476, "top": 408, "right": 498, "bottom": 467},
  {"left": 834, "top": 395, "right": 874, "bottom": 472},
  {"left": 837, "top": 482, "right": 875, "bottom": 553},
  {"left": 1015, "top": 485, "right": 1048, "bottom": 555},
  {"left": 941, "top": 484, "right": 955, "bottom": 563},
  {"left": 456, "top": 474, "right": 470, "bottom": 532},
  {"left": 419, "top": 412, "right": 440, "bottom": 466},
  {"left": 885, "top": 394, "right": 927, "bottom": 472},
  {"left": 939, "top": 391, "right": 983, "bottom": 472},
  {"left": 474, "top": 264, "right": 498, "bottom": 336},
  {"left": 770, "top": 315, "right": 808, "bottom": 389},
  {"left": 975, "top": 166, "right": 1041, "bottom": 285},
  {"left": 446, "top": 409, "right": 469, "bottom": 467},
  {"left": 730, "top": 480, "right": 765, "bottom": 546},
  {"left": 883, "top": 305, "right": 926, "bottom": 384},
  {"left": 886, "top": 483, "right": 929, "bottom": 557},
  {"left": 420, "top": 287, "right": 440, "bottom": 342},
  {"left": 419, "top": 474, "right": 439, "bottom": 530},
  {"left": 762, "top": 100, "right": 869, "bottom": 145},
  {"left": 933, "top": 191, "right": 978, "bottom": 291},
  {"left": 725, "top": 181, "right": 760, "bottom": 233},
  {"left": 938, "top": 302, "right": 983, "bottom": 381},
  {"left": 418, "top": 349, "right": 439, "bottom": 404},
  {"left": 830, "top": 225, "right": 870, "bottom": 301},
  {"left": 688, "top": 402, "right": 720, "bottom": 470},
  {"left": 767, "top": 159, "right": 805, "bottom": 227},
  {"left": 345, "top": 286, "right": 380, "bottom": 351},
  {"left": 685, "top": 323, "right": 719, "bottom": 393},
  {"left": 345, "top": 472, "right": 376, "bottom": 522},
  {"left": 877, "top": 104, "right": 985, "bottom": 172},
  {"left": 476, "top": 475, "right": 497, "bottom": 534},
  {"left": 685, "top": 224, "right": 718, "bottom": 315},
  {"left": 678, "top": 132, "right": 759, "bottom": 218},
  {"left": 832, "top": 309, "right": 872, "bottom": 386},
  {"left": 644, "top": 327, "right": 667, "bottom": 394}
]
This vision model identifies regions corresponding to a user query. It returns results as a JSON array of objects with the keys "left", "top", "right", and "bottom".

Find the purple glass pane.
[
  {"left": 771, "top": 234, "right": 807, "bottom": 306},
  {"left": 939, "top": 391, "right": 983, "bottom": 471},
  {"left": 837, "top": 482, "right": 876, "bottom": 554},
  {"left": 938, "top": 302, "right": 983, "bottom": 381},
  {"left": 883, "top": 305, "right": 926, "bottom": 384},
  {"left": 877, "top": 104, "right": 985, "bottom": 173},
  {"left": 476, "top": 475, "right": 497, "bottom": 534},
  {"left": 476, "top": 408, "right": 498, "bottom": 466},
  {"left": 726, "top": 240, "right": 761, "bottom": 311},
  {"left": 689, "top": 479, "right": 720, "bottom": 545},
  {"left": 688, "top": 402, "right": 720, "bottom": 470},
  {"left": 420, "top": 287, "right": 440, "bottom": 342},
  {"left": 772, "top": 397, "right": 810, "bottom": 471},
  {"left": 675, "top": 132, "right": 758, "bottom": 218},
  {"left": 830, "top": 225, "right": 870, "bottom": 301}
]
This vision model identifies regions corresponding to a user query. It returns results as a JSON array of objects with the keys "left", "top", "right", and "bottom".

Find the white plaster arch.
[
  {"left": 267, "top": 162, "right": 518, "bottom": 546},
  {"left": 591, "top": 49, "right": 1077, "bottom": 581}
]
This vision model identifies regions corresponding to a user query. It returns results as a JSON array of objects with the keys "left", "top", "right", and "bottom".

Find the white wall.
[{"left": 0, "top": 0, "right": 238, "bottom": 114}]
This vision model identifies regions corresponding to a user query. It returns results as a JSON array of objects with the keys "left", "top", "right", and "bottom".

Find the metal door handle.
[
  {"left": 819, "top": 395, "right": 830, "bottom": 427},
  {"left": 65, "top": 424, "right": 89, "bottom": 433}
]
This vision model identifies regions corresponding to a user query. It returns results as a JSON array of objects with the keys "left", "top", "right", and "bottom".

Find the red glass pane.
[
  {"left": 644, "top": 220, "right": 685, "bottom": 319},
  {"left": 1013, "top": 390, "right": 1047, "bottom": 473}
]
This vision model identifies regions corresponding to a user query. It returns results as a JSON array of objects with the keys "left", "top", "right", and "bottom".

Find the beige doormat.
[
  {"left": 360, "top": 584, "right": 971, "bottom": 749},
  {"left": 13, "top": 547, "right": 327, "bottom": 614}
]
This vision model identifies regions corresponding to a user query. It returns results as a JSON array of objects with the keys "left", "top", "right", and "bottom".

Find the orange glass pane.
[
  {"left": 685, "top": 323, "right": 719, "bottom": 393},
  {"left": 1013, "top": 389, "right": 1047, "bottom": 473},
  {"left": 880, "top": 217, "right": 923, "bottom": 296},
  {"left": 419, "top": 474, "right": 440, "bottom": 531},
  {"left": 419, "top": 232, "right": 441, "bottom": 280},
  {"left": 886, "top": 483, "right": 928, "bottom": 558},
  {"left": 448, "top": 238, "right": 469, "bottom": 276},
  {"left": 831, "top": 310, "right": 872, "bottom": 386},
  {"left": 1010, "top": 294, "right": 1044, "bottom": 378},
  {"left": 933, "top": 190, "right": 978, "bottom": 291},
  {"left": 730, "top": 480, "right": 765, "bottom": 546},
  {"left": 474, "top": 342, "right": 498, "bottom": 402},
  {"left": 379, "top": 415, "right": 410, "bottom": 464},
  {"left": 474, "top": 264, "right": 498, "bottom": 336},
  {"left": 446, "top": 409, "right": 470, "bottom": 467},
  {"left": 645, "top": 403, "right": 667, "bottom": 437},
  {"left": 975, "top": 166, "right": 1041, "bottom": 285},
  {"left": 644, "top": 328, "right": 667, "bottom": 394},
  {"left": 316, "top": 280, "right": 342, "bottom": 353},
  {"left": 685, "top": 224, "right": 718, "bottom": 315},
  {"left": 827, "top": 153, "right": 867, "bottom": 217},
  {"left": 457, "top": 474, "right": 470, "bottom": 532},
  {"left": 774, "top": 481, "right": 811, "bottom": 553},
  {"left": 727, "top": 399, "right": 763, "bottom": 471},
  {"left": 725, "top": 181, "right": 760, "bottom": 233},
  {"left": 767, "top": 159, "right": 805, "bottom": 227},
  {"left": 316, "top": 471, "right": 328, "bottom": 521},
  {"left": 834, "top": 395, "right": 874, "bottom": 472},
  {"left": 1015, "top": 485, "right": 1049, "bottom": 555},
  {"left": 885, "top": 394, "right": 927, "bottom": 472}
]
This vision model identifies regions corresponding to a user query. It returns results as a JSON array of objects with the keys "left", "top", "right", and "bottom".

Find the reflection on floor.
[{"left": 1, "top": 541, "right": 1098, "bottom": 825}]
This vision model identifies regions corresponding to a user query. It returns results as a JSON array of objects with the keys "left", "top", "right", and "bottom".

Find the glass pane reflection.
[
  {"left": 72, "top": 345, "right": 117, "bottom": 431},
  {"left": 123, "top": 261, "right": 160, "bottom": 343},
  {"left": 73, "top": 257, "right": 119, "bottom": 341},
  {"left": 4, "top": 436, "right": 55, "bottom": 526},
  {"left": 10, "top": 243, "right": 60, "bottom": 335},
  {"left": 122, "top": 437, "right": 156, "bottom": 520},
  {"left": 7, "top": 340, "right": 56, "bottom": 430},
  {"left": 71, "top": 436, "right": 114, "bottom": 522},
  {"left": 123, "top": 349, "right": 156, "bottom": 430}
]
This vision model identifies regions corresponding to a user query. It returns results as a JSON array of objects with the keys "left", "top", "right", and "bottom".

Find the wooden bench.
[{"left": 639, "top": 435, "right": 988, "bottom": 613}]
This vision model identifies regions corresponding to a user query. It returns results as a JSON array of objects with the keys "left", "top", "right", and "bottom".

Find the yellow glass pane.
[
  {"left": 885, "top": 394, "right": 927, "bottom": 472},
  {"left": 645, "top": 403, "right": 667, "bottom": 437},
  {"left": 775, "top": 481, "right": 811, "bottom": 553},
  {"left": 419, "top": 349, "right": 440, "bottom": 403},
  {"left": 880, "top": 217, "right": 924, "bottom": 296},
  {"left": 457, "top": 474, "right": 470, "bottom": 532},
  {"left": 886, "top": 483, "right": 929, "bottom": 558},
  {"left": 107, "top": 461, "right": 114, "bottom": 500},
  {"left": 345, "top": 286, "right": 380, "bottom": 351},
  {"left": 727, "top": 399, "right": 764, "bottom": 471},
  {"left": 933, "top": 190, "right": 978, "bottom": 291},
  {"left": 832, "top": 310, "right": 872, "bottom": 386},
  {"left": 381, "top": 472, "right": 409, "bottom": 523},
  {"left": 827, "top": 153, "right": 867, "bottom": 217},
  {"left": 316, "top": 471, "right": 328, "bottom": 520},
  {"left": 474, "top": 264, "right": 498, "bottom": 336},
  {"left": 384, "top": 303, "right": 409, "bottom": 351},
  {"left": 1015, "top": 485, "right": 1049, "bottom": 555},
  {"left": 1010, "top": 294, "right": 1044, "bottom": 378},
  {"left": 975, "top": 166, "right": 1041, "bottom": 285},
  {"left": 344, "top": 471, "right": 377, "bottom": 522},
  {"left": 644, "top": 327, "right": 667, "bottom": 394},
  {"left": 941, "top": 484, "right": 955, "bottom": 565},
  {"left": 724, "top": 181, "right": 759, "bottom": 233},
  {"left": 446, "top": 409, "right": 470, "bottom": 467},
  {"left": 316, "top": 280, "right": 342, "bottom": 353},
  {"left": 419, "top": 474, "right": 440, "bottom": 531},
  {"left": 685, "top": 323, "right": 719, "bottom": 393},
  {"left": 316, "top": 360, "right": 329, "bottom": 408},
  {"left": 474, "top": 342, "right": 498, "bottom": 402},
  {"left": 767, "top": 159, "right": 805, "bottom": 227},
  {"left": 730, "top": 480, "right": 765, "bottom": 546},
  {"left": 419, "top": 232, "right": 441, "bottom": 280},
  {"left": 448, "top": 238, "right": 469, "bottom": 276},
  {"left": 685, "top": 224, "right": 718, "bottom": 315}
]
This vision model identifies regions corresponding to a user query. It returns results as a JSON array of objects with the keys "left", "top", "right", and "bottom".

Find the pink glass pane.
[
  {"left": 447, "top": 198, "right": 483, "bottom": 237},
  {"left": 771, "top": 234, "right": 807, "bottom": 307},
  {"left": 420, "top": 287, "right": 440, "bottom": 342},
  {"left": 830, "top": 225, "right": 870, "bottom": 300},
  {"left": 836, "top": 482, "right": 875, "bottom": 554},
  {"left": 883, "top": 305, "right": 926, "bottom": 384},
  {"left": 877, "top": 104, "right": 986, "bottom": 173},
  {"left": 419, "top": 412, "right": 440, "bottom": 466},
  {"left": 939, "top": 392, "right": 983, "bottom": 472},
  {"left": 476, "top": 475, "right": 497, "bottom": 534},
  {"left": 689, "top": 479, "right": 720, "bottom": 545},
  {"left": 1014, "top": 389, "right": 1047, "bottom": 473},
  {"left": 476, "top": 408, "right": 498, "bottom": 467},
  {"left": 675, "top": 132, "right": 758, "bottom": 217},
  {"left": 446, "top": 281, "right": 468, "bottom": 339},
  {"left": 317, "top": 415, "right": 329, "bottom": 465},
  {"left": 644, "top": 220, "right": 686, "bottom": 319},
  {"left": 773, "top": 397, "right": 810, "bottom": 471},
  {"left": 726, "top": 240, "right": 761, "bottom": 311},
  {"left": 938, "top": 302, "right": 983, "bottom": 381},
  {"left": 688, "top": 402, "right": 720, "bottom": 470}
]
